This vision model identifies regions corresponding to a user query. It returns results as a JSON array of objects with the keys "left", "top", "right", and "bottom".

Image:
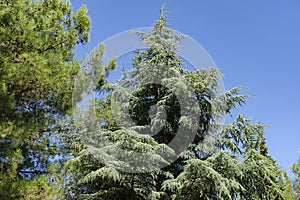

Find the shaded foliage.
[{"left": 0, "top": 0, "right": 90, "bottom": 199}]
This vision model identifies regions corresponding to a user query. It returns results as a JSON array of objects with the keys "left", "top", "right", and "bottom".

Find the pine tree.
[
  {"left": 0, "top": 0, "right": 90, "bottom": 199},
  {"left": 67, "top": 7, "right": 284, "bottom": 200}
]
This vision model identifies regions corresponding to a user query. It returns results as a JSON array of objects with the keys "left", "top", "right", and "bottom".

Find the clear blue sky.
[{"left": 71, "top": 0, "right": 300, "bottom": 175}]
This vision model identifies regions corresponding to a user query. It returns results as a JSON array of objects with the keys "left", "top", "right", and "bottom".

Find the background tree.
[
  {"left": 0, "top": 0, "right": 90, "bottom": 199},
  {"left": 292, "top": 155, "right": 300, "bottom": 199},
  {"left": 280, "top": 171, "right": 295, "bottom": 200},
  {"left": 66, "top": 7, "right": 285, "bottom": 200}
]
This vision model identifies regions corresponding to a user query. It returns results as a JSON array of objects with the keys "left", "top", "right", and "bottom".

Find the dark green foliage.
[{"left": 0, "top": 0, "right": 90, "bottom": 198}]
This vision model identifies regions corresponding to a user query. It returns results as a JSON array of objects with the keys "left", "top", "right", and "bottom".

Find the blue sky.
[{"left": 71, "top": 0, "right": 300, "bottom": 175}]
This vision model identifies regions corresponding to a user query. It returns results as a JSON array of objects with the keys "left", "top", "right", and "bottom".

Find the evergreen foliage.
[
  {"left": 66, "top": 7, "right": 285, "bottom": 200},
  {"left": 280, "top": 171, "right": 295, "bottom": 200},
  {"left": 292, "top": 155, "right": 300, "bottom": 199},
  {"left": 0, "top": 1, "right": 295, "bottom": 199},
  {"left": 0, "top": 0, "right": 90, "bottom": 199}
]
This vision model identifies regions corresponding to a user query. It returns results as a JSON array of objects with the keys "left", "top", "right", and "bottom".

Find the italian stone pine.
[
  {"left": 0, "top": 0, "right": 90, "bottom": 199},
  {"left": 66, "top": 7, "right": 285, "bottom": 200}
]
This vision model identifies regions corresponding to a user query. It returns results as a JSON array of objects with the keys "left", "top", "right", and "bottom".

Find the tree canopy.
[
  {"left": 0, "top": 0, "right": 90, "bottom": 199},
  {"left": 65, "top": 7, "right": 285, "bottom": 200},
  {"left": 0, "top": 1, "right": 298, "bottom": 199}
]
